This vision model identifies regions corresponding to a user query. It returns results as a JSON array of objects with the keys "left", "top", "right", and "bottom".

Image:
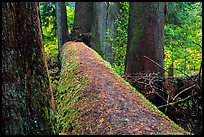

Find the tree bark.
[
  {"left": 90, "top": 2, "right": 120, "bottom": 64},
  {"left": 70, "top": 2, "right": 93, "bottom": 47},
  {"left": 2, "top": 2, "right": 52, "bottom": 134},
  {"left": 56, "top": 2, "right": 69, "bottom": 50},
  {"left": 73, "top": 2, "right": 93, "bottom": 33},
  {"left": 125, "top": 2, "right": 165, "bottom": 75},
  {"left": 56, "top": 2, "right": 69, "bottom": 70}
]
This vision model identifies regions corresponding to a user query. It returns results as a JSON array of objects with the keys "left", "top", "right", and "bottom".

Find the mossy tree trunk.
[
  {"left": 90, "top": 2, "right": 120, "bottom": 64},
  {"left": 125, "top": 2, "right": 165, "bottom": 75},
  {"left": 2, "top": 2, "right": 52, "bottom": 134},
  {"left": 56, "top": 2, "right": 69, "bottom": 70}
]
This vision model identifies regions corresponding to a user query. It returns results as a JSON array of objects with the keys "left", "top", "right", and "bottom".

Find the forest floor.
[{"left": 56, "top": 42, "right": 187, "bottom": 135}]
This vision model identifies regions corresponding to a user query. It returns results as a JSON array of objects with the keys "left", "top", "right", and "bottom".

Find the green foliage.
[
  {"left": 40, "top": 2, "right": 75, "bottom": 63},
  {"left": 39, "top": 2, "right": 57, "bottom": 37},
  {"left": 40, "top": 3, "right": 76, "bottom": 133},
  {"left": 113, "top": 2, "right": 129, "bottom": 75},
  {"left": 44, "top": 108, "right": 60, "bottom": 134},
  {"left": 108, "top": 2, "right": 202, "bottom": 76},
  {"left": 111, "top": 2, "right": 129, "bottom": 75},
  {"left": 65, "top": 4, "right": 75, "bottom": 33},
  {"left": 43, "top": 37, "right": 58, "bottom": 63},
  {"left": 45, "top": 46, "right": 82, "bottom": 134},
  {"left": 66, "top": 2, "right": 75, "bottom": 9},
  {"left": 166, "top": 2, "right": 193, "bottom": 26},
  {"left": 39, "top": 2, "right": 58, "bottom": 63},
  {"left": 164, "top": 2, "right": 202, "bottom": 76}
]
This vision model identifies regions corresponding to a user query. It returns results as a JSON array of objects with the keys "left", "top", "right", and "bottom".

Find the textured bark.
[
  {"left": 125, "top": 2, "right": 164, "bottom": 75},
  {"left": 73, "top": 2, "right": 93, "bottom": 33},
  {"left": 2, "top": 2, "right": 52, "bottom": 134},
  {"left": 90, "top": 2, "right": 120, "bottom": 64},
  {"left": 56, "top": 2, "right": 69, "bottom": 50},
  {"left": 56, "top": 2, "right": 69, "bottom": 70},
  {"left": 70, "top": 2, "right": 93, "bottom": 47}
]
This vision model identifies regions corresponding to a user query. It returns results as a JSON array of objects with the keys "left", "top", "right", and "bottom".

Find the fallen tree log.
[{"left": 57, "top": 42, "right": 189, "bottom": 135}]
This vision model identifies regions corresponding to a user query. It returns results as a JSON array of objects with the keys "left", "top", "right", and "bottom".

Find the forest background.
[
  {"left": 39, "top": 2, "right": 202, "bottom": 135},
  {"left": 39, "top": 2, "right": 202, "bottom": 77}
]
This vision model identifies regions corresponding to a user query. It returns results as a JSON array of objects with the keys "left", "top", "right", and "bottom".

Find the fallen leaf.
[{"left": 99, "top": 118, "right": 104, "bottom": 123}]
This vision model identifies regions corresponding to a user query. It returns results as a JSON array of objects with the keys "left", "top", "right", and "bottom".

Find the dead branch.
[
  {"left": 144, "top": 56, "right": 166, "bottom": 74},
  {"left": 173, "top": 84, "right": 197, "bottom": 101},
  {"left": 158, "top": 92, "right": 198, "bottom": 109},
  {"left": 191, "top": 40, "right": 202, "bottom": 48}
]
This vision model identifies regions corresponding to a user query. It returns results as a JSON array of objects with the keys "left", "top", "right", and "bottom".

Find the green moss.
[
  {"left": 154, "top": 131, "right": 190, "bottom": 135},
  {"left": 54, "top": 44, "right": 87, "bottom": 134}
]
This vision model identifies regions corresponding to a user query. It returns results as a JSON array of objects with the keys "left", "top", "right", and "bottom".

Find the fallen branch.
[
  {"left": 144, "top": 56, "right": 166, "bottom": 75},
  {"left": 197, "top": 61, "right": 202, "bottom": 89},
  {"left": 191, "top": 40, "right": 202, "bottom": 48},
  {"left": 173, "top": 84, "right": 196, "bottom": 101},
  {"left": 158, "top": 92, "right": 198, "bottom": 109}
]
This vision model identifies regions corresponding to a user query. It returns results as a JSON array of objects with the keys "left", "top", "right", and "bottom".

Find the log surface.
[{"left": 61, "top": 42, "right": 189, "bottom": 135}]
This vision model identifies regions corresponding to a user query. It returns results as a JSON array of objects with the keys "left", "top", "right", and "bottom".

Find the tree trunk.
[
  {"left": 125, "top": 2, "right": 165, "bottom": 75},
  {"left": 90, "top": 2, "right": 120, "bottom": 64},
  {"left": 70, "top": 2, "right": 93, "bottom": 47},
  {"left": 56, "top": 2, "right": 69, "bottom": 70},
  {"left": 2, "top": 2, "right": 52, "bottom": 134},
  {"left": 73, "top": 2, "right": 93, "bottom": 33},
  {"left": 56, "top": 2, "right": 69, "bottom": 50}
]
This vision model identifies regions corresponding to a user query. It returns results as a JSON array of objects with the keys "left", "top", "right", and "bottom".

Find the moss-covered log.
[{"left": 58, "top": 42, "right": 189, "bottom": 135}]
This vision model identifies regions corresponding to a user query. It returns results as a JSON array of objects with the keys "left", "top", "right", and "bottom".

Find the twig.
[
  {"left": 197, "top": 61, "right": 202, "bottom": 89},
  {"left": 165, "top": 90, "right": 171, "bottom": 113},
  {"left": 172, "top": 67, "right": 191, "bottom": 79},
  {"left": 129, "top": 74, "right": 167, "bottom": 103},
  {"left": 149, "top": 82, "right": 167, "bottom": 103},
  {"left": 158, "top": 92, "right": 198, "bottom": 109},
  {"left": 173, "top": 84, "right": 196, "bottom": 101},
  {"left": 191, "top": 40, "right": 202, "bottom": 48},
  {"left": 144, "top": 56, "right": 166, "bottom": 74}
]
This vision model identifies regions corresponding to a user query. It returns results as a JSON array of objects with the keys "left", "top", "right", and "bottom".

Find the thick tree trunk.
[
  {"left": 70, "top": 2, "right": 93, "bottom": 47},
  {"left": 2, "top": 2, "right": 52, "bottom": 134},
  {"left": 73, "top": 2, "right": 93, "bottom": 33},
  {"left": 90, "top": 2, "right": 120, "bottom": 64},
  {"left": 125, "top": 2, "right": 164, "bottom": 75}
]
